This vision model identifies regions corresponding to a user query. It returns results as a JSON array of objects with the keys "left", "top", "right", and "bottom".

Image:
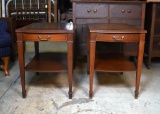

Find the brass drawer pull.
[
  {"left": 38, "top": 35, "right": 51, "bottom": 41},
  {"left": 94, "top": 9, "right": 97, "bottom": 13},
  {"left": 112, "top": 36, "right": 116, "bottom": 39},
  {"left": 87, "top": 9, "right": 91, "bottom": 13},
  {"left": 112, "top": 36, "right": 125, "bottom": 40},
  {"left": 121, "top": 10, "right": 125, "bottom": 13},
  {"left": 122, "top": 36, "right": 125, "bottom": 40}
]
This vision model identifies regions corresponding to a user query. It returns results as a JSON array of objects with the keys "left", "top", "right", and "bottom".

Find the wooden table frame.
[
  {"left": 16, "top": 23, "right": 74, "bottom": 99},
  {"left": 87, "top": 23, "right": 147, "bottom": 99}
]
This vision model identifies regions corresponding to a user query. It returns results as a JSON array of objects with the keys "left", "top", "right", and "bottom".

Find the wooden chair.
[
  {"left": 0, "top": 17, "right": 17, "bottom": 61},
  {"left": 0, "top": 20, "right": 11, "bottom": 76}
]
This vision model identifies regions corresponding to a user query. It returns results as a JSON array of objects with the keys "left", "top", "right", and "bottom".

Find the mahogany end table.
[
  {"left": 16, "top": 23, "right": 74, "bottom": 99},
  {"left": 87, "top": 23, "right": 147, "bottom": 99}
]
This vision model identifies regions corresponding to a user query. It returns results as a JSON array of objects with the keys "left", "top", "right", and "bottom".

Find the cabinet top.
[
  {"left": 147, "top": 0, "right": 160, "bottom": 2},
  {"left": 71, "top": 0, "right": 146, "bottom": 3}
]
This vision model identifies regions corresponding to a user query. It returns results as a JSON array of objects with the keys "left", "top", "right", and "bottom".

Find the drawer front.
[
  {"left": 96, "top": 34, "right": 140, "bottom": 42},
  {"left": 110, "top": 5, "right": 142, "bottom": 18},
  {"left": 76, "top": 19, "right": 108, "bottom": 24},
  {"left": 154, "top": 20, "right": 160, "bottom": 34},
  {"left": 153, "top": 38, "right": 160, "bottom": 50},
  {"left": 110, "top": 19, "right": 141, "bottom": 27},
  {"left": 23, "top": 34, "right": 66, "bottom": 41},
  {"left": 76, "top": 3, "right": 108, "bottom": 18}
]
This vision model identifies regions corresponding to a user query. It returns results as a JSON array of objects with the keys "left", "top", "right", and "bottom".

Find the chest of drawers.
[
  {"left": 145, "top": 2, "right": 160, "bottom": 69},
  {"left": 71, "top": 0, "right": 146, "bottom": 55}
]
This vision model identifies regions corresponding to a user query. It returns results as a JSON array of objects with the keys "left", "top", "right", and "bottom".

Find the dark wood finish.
[
  {"left": 87, "top": 23, "right": 146, "bottom": 99},
  {"left": 145, "top": 2, "right": 160, "bottom": 69},
  {"left": 71, "top": 0, "right": 146, "bottom": 55},
  {"left": 16, "top": 23, "right": 74, "bottom": 99}
]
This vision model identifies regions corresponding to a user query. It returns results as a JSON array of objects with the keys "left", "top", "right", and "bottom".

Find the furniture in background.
[
  {"left": 0, "top": 17, "right": 17, "bottom": 61},
  {"left": 16, "top": 23, "right": 74, "bottom": 99},
  {"left": 58, "top": 0, "right": 72, "bottom": 22},
  {"left": 0, "top": 20, "right": 12, "bottom": 76},
  {"left": 145, "top": 2, "right": 160, "bottom": 69},
  {"left": 87, "top": 23, "right": 146, "bottom": 99},
  {"left": 71, "top": 0, "right": 146, "bottom": 56},
  {"left": 6, "top": 0, "right": 57, "bottom": 28}
]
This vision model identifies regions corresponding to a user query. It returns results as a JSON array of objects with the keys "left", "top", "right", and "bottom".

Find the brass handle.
[
  {"left": 112, "top": 36, "right": 116, "bottom": 39},
  {"left": 122, "top": 36, "right": 125, "bottom": 40},
  {"left": 127, "top": 9, "right": 131, "bottom": 13},
  {"left": 94, "top": 9, "right": 97, "bottom": 13},
  {"left": 38, "top": 35, "right": 51, "bottom": 41},
  {"left": 87, "top": 9, "right": 91, "bottom": 13},
  {"left": 121, "top": 10, "right": 125, "bottom": 13},
  {"left": 112, "top": 36, "right": 125, "bottom": 41}
]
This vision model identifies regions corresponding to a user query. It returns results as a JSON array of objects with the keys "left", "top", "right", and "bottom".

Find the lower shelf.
[
  {"left": 95, "top": 53, "right": 136, "bottom": 72},
  {"left": 25, "top": 52, "right": 68, "bottom": 72}
]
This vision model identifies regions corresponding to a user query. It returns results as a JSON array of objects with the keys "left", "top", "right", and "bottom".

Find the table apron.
[
  {"left": 96, "top": 33, "right": 142, "bottom": 42},
  {"left": 22, "top": 33, "right": 67, "bottom": 41}
]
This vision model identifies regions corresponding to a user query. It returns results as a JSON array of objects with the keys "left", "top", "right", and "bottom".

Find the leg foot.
[
  {"left": 87, "top": 70, "right": 89, "bottom": 75},
  {"left": 147, "top": 65, "right": 150, "bottom": 70},
  {"left": 68, "top": 91, "right": 72, "bottom": 99},
  {"left": 22, "top": 91, "right": 26, "bottom": 98},
  {"left": 134, "top": 91, "right": 139, "bottom": 99},
  {"left": 89, "top": 91, "right": 93, "bottom": 99},
  {"left": 0, "top": 56, "right": 10, "bottom": 76},
  {"left": 36, "top": 72, "right": 39, "bottom": 75}
]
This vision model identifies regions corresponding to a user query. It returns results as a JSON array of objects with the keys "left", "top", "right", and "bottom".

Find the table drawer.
[
  {"left": 76, "top": 3, "right": 108, "bottom": 18},
  {"left": 96, "top": 34, "right": 140, "bottom": 42},
  {"left": 23, "top": 34, "right": 67, "bottom": 41},
  {"left": 110, "top": 5, "right": 142, "bottom": 18}
]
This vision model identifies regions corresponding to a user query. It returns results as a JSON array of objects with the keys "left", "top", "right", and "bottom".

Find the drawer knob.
[
  {"left": 87, "top": 9, "right": 91, "bottom": 13},
  {"left": 38, "top": 35, "right": 51, "bottom": 41},
  {"left": 112, "top": 35, "right": 125, "bottom": 41},
  {"left": 122, "top": 36, "right": 125, "bottom": 40},
  {"left": 121, "top": 10, "right": 125, "bottom": 13},
  {"left": 94, "top": 9, "right": 97, "bottom": 13},
  {"left": 127, "top": 9, "right": 131, "bottom": 13},
  {"left": 112, "top": 36, "right": 116, "bottom": 39}
]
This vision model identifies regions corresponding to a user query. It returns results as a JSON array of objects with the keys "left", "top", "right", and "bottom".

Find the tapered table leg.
[
  {"left": 67, "top": 34, "right": 73, "bottom": 99},
  {"left": 89, "top": 40, "right": 96, "bottom": 99},
  {"left": 17, "top": 33, "right": 26, "bottom": 98},
  {"left": 135, "top": 34, "right": 145, "bottom": 99}
]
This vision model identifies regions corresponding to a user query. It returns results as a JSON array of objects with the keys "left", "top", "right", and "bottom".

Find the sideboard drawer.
[
  {"left": 110, "top": 5, "right": 142, "bottom": 18},
  {"left": 96, "top": 34, "right": 140, "bottom": 42},
  {"left": 153, "top": 38, "right": 160, "bottom": 50},
  {"left": 154, "top": 20, "right": 160, "bottom": 34},
  {"left": 76, "top": 3, "right": 108, "bottom": 18},
  {"left": 23, "top": 34, "right": 67, "bottom": 41},
  {"left": 110, "top": 19, "right": 141, "bottom": 27},
  {"left": 76, "top": 19, "right": 108, "bottom": 24}
]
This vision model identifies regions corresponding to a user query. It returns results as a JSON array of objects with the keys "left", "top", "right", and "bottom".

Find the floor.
[{"left": 0, "top": 42, "right": 160, "bottom": 114}]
